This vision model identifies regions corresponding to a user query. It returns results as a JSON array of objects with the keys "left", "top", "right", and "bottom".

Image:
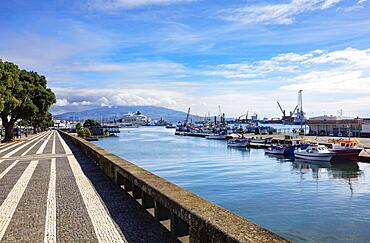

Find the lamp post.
[{"left": 347, "top": 124, "right": 350, "bottom": 139}]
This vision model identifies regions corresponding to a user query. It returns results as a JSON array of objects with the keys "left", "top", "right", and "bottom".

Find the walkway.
[{"left": 0, "top": 131, "right": 172, "bottom": 242}]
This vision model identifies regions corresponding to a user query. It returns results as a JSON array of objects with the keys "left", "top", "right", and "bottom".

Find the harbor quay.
[{"left": 0, "top": 130, "right": 289, "bottom": 242}]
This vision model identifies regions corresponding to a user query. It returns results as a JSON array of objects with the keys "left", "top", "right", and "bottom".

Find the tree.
[
  {"left": 83, "top": 119, "right": 101, "bottom": 127},
  {"left": 76, "top": 122, "right": 82, "bottom": 132},
  {"left": 0, "top": 60, "right": 21, "bottom": 142},
  {"left": 0, "top": 60, "right": 55, "bottom": 142},
  {"left": 77, "top": 128, "right": 91, "bottom": 138},
  {"left": 19, "top": 70, "right": 55, "bottom": 133}
]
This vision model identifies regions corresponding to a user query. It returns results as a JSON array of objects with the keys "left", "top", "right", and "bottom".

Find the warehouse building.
[{"left": 307, "top": 116, "right": 369, "bottom": 137}]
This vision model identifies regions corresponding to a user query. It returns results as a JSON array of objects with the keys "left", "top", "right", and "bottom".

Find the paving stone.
[
  {"left": 0, "top": 160, "right": 14, "bottom": 174},
  {"left": 0, "top": 161, "right": 29, "bottom": 206},
  {"left": 55, "top": 156, "right": 99, "bottom": 242},
  {"left": 1, "top": 159, "right": 50, "bottom": 242}
]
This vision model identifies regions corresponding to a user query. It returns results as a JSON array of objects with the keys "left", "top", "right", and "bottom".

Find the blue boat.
[{"left": 265, "top": 146, "right": 286, "bottom": 155}]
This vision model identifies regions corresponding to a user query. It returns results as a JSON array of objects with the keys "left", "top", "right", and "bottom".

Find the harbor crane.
[
  {"left": 218, "top": 105, "right": 225, "bottom": 124},
  {"left": 290, "top": 105, "right": 299, "bottom": 117},
  {"left": 276, "top": 90, "right": 306, "bottom": 124},
  {"left": 237, "top": 111, "right": 249, "bottom": 122},
  {"left": 277, "top": 102, "right": 286, "bottom": 117},
  {"left": 184, "top": 107, "right": 191, "bottom": 126}
]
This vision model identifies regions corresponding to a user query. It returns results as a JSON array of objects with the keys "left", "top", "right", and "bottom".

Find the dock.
[{"left": 0, "top": 130, "right": 289, "bottom": 242}]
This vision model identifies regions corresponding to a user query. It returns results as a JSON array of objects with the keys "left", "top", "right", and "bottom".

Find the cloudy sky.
[{"left": 1, "top": 0, "right": 370, "bottom": 118}]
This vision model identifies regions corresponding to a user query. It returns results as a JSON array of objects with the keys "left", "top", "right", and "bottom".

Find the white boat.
[
  {"left": 206, "top": 134, "right": 227, "bottom": 140},
  {"left": 294, "top": 145, "right": 333, "bottom": 162},
  {"left": 227, "top": 139, "right": 249, "bottom": 147},
  {"left": 250, "top": 137, "right": 273, "bottom": 144}
]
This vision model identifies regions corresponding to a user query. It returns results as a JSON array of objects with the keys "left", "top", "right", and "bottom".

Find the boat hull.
[
  {"left": 330, "top": 148, "right": 363, "bottom": 162},
  {"left": 265, "top": 148, "right": 285, "bottom": 155},
  {"left": 206, "top": 134, "right": 227, "bottom": 140},
  {"left": 294, "top": 152, "right": 333, "bottom": 162},
  {"left": 227, "top": 140, "right": 249, "bottom": 147}
]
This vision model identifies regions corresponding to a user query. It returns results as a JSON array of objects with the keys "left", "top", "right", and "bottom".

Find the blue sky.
[{"left": 1, "top": 0, "right": 370, "bottom": 118}]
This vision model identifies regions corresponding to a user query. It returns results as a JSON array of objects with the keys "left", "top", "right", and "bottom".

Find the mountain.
[{"left": 53, "top": 106, "right": 200, "bottom": 123}]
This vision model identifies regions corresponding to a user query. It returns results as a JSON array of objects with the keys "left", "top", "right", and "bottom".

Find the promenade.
[{"left": 0, "top": 131, "right": 172, "bottom": 242}]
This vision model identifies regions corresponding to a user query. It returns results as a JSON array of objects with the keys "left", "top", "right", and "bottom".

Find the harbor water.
[{"left": 93, "top": 127, "right": 370, "bottom": 242}]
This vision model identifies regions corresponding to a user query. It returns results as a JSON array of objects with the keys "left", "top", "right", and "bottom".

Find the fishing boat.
[
  {"left": 294, "top": 145, "right": 333, "bottom": 162},
  {"left": 165, "top": 124, "right": 176, "bottom": 129},
  {"left": 206, "top": 134, "right": 227, "bottom": 140},
  {"left": 250, "top": 137, "right": 273, "bottom": 144},
  {"left": 227, "top": 138, "right": 250, "bottom": 148},
  {"left": 327, "top": 139, "right": 363, "bottom": 161},
  {"left": 265, "top": 146, "right": 287, "bottom": 155}
]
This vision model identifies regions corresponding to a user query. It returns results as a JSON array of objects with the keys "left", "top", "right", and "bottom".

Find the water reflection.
[
  {"left": 294, "top": 160, "right": 362, "bottom": 195},
  {"left": 292, "top": 159, "right": 361, "bottom": 178},
  {"left": 265, "top": 153, "right": 362, "bottom": 180}
]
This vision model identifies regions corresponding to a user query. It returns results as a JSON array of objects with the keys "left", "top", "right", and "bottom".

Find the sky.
[{"left": 1, "top": 0, "right": 370, "bottom": 118}]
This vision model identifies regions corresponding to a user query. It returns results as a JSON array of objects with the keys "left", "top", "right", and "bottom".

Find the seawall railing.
[{"left": 60, "top": 131, "right": 289, "bottom": 243}]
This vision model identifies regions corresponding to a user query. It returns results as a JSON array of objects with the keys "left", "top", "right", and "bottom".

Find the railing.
[{"left": 60, "top": 131, "right": 289, "bottom": 243}]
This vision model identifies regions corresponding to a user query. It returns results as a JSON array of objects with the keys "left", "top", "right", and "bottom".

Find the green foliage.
[
  {"left": 76, "top": 122, "right": 82, "bottom": 131},
  {"left": 77, "top": 127, "right": 91, "bottom": 138},
  {"left": 83, "top": 119, "right": 101, "bottom": 127},
  {"left": 0, "top": 59, "right": 55, "bottom": 141}
]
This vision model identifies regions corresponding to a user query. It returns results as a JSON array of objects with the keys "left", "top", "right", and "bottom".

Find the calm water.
[{"left": 94, "top": 127, "right": 370, "bottom": 242}]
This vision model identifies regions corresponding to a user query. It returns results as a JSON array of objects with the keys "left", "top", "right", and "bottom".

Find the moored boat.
[
  {"left": 250, "top": 137, "right": 273, "bottom": 144},
  {"left": 206, "top": 134, "right": 227, "bottom": 140},
  {"left": 265, "top": 146, "right": 286, "bottom": 155},
  {"left": 294, "top": 145, "right": 333, "bottom": 162},
  {"left": 327, "top": 139, "right": 363, "bottom": 162},
  {"left": 227, "top": 138, "right": 250, "bottom": 147}
]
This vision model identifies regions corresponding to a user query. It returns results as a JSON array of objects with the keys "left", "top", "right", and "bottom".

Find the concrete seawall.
[{"left": 60, "top": 131, "right": 289, "bottom": 243}]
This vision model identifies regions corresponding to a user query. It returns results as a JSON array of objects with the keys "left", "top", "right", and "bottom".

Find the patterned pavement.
[{"left": 0, "top": 131, "right": 171, "bottom": 242}]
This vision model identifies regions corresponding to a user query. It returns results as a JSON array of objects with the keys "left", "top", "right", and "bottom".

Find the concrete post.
[
  {"left": 133, "top": 184, "right": 142, "bottom": 199},
  {"left": 171, "top": 213, "right": 189, "bottom": 238},
  {"left": 124, "top": 177, "right": 133, "bottom": 192},
  {"left": 154, "top": 201, "right": 171, "bottom": 221},
  {"left": 142, "top": 192, "right": 154, "bottom": 209}
]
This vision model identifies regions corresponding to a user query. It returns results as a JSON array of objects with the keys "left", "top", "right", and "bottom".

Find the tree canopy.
[
  {"left": 83, "top": 119, "right": 101, "bottom": 127},
  {"left": 0, "top": 59, "right": 55, "bottom": 142}
]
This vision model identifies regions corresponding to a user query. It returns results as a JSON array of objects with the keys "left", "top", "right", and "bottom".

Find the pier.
[{"left": 0, "top": 130, "right": 288, "bottom": 242}]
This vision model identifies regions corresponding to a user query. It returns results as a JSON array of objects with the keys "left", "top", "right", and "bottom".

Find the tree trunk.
[{"left": 2, "top": 121, "right": 15, "bottom": 142}]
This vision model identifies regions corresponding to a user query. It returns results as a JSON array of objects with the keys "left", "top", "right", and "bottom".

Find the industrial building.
[{"left": 307, "top": 116, "right": 370, "bottom": 137}]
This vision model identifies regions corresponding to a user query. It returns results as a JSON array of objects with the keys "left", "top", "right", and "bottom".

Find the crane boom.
[
  {"left": 277, "top": 102, "right": 286, "bottom": 116},
  {"left": 291, "top": 105, "right": 299, "bottom": 116},
  {"left": 238, "top": 111, "right": 249, "bottom": 119},
  {"left": 184, "top": 107, "right": 191, "bottom": 126}
]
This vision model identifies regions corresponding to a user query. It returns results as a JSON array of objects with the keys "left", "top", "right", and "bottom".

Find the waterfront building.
[
  {"left": 90, "top": 125, "right": 120, "bottom": 136},
  {"left": 361, "top": 118, "right": 370, "bottom": 137},
  {"left": 307, "top": 115, "right": 367, "bottom": 137}
]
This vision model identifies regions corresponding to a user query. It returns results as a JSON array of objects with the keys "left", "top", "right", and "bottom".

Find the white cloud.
[
  {"left": 336, "top": 0, "right": 367, "bottom": 12},
  {"left": 220, "top": 0, "right": 343, "bottom": 25},
  {"left": 53, "top": 87, "right": 185, "bottom": 108},
  {"left": 66, "top": 61, "right": 187, "bottom": 76},
  {"left": 55, "top": 99, "right": 69, "bottom": 107},
  {"left": 88, "top": 0, "right": 195, "bottom": 10}
]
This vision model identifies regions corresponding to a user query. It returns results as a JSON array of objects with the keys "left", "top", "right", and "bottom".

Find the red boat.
[{"left": 327, "top": 139, "right": 363, "bottom": 162}]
